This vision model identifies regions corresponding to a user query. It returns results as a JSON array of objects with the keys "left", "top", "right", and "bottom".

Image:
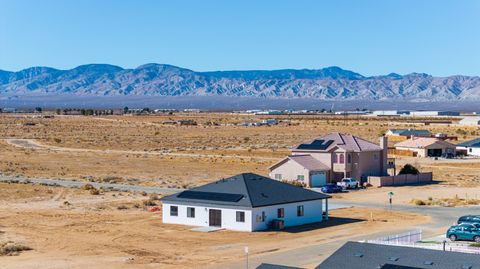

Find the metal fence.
[
  {"left": 367, "top": 230, "right": 423, "bottom": 244},
  {"left": 365, "top": 230, "right": 480, "bottom": 255}
]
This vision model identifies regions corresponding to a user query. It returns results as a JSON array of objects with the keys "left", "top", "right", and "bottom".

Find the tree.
[
  {"left": 123, "top": 106, "right": 129, "bottom": 114},
  {"left": 34, "top": 107, "right": 42, "bottom": 113},
  {"left": 399, "top": 164, "right": 420, "bottom": 175}
]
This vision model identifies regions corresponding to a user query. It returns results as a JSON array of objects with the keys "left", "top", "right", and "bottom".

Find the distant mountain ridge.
[{"left": 1, "top": 64, "right": 480, "bottom": 101}]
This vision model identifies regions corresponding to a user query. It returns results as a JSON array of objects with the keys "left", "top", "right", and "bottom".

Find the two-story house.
[{"left": 269, "top": 132, "right": 390, "bottom": 187}]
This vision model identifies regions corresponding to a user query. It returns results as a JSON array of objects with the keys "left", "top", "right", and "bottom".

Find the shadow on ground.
[{"left": 276, "top": 217, "right": 365, "bottom": 234}]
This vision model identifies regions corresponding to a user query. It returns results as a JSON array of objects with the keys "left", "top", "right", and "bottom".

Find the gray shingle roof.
[
  {"left": 289, "top": 155, "right": 330, "bottom": 171},
  {"left": 161, "top": 173, "right": 330, "bottom": 208},
  {"left": 293, "top": 132, "right": 382, "bottom": 152},
  {"left": 316, "top": 241, "right": 480, "bottom": 269},
  {"left": 458, "top": 138, "right": 480, "bottom": 148}
]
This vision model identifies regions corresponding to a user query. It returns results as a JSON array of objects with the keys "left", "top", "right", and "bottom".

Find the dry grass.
[
  {"left": 1, "top": 113, "right": 479, "bottom": 188},
  {"left": 411, "top": 196, "right": 480, "bottom": 207}
]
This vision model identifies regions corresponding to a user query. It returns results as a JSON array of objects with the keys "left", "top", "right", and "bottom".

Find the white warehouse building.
[
  {"left": 161, "top": 173, "right": 330, "bottom": 232},
  {"left": 459, "top": 117, "right": 480, "bottom": 126}
]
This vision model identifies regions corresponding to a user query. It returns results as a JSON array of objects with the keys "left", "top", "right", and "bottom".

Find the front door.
[{"left": 209, "top": 209, "right": 222, "bottom": 227}]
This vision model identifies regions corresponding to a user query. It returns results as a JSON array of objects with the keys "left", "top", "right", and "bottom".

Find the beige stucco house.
[
  {"left": 269, "top": 132, "right": 390, "bottom": 187},
  {"left": 394, "top": 137, "right": 456, "bottom": 157}
]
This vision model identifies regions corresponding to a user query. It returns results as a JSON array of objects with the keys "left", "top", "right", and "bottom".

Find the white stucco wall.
[
  {"left": 162, "top": 203, "right": 253, "bottom": 231},
  {"left": 458, "top": 146, "right": 480, "bottom": 157},
  {"left": 251, "top": 200, "right": 324, "bottom": 231},
  {"left": 162, "top": 199, "right": 326, "bottom": 232},
  {"left": 269, "top": 159, "right": 309, "bottom": 184}
]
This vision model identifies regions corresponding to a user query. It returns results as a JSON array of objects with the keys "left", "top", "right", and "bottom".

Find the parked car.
[
  {"left": 321, "top": 183, "right": 343, "bottom": 193},
  {"left": 447, "top": 223, "right": 480, "bottom": 242},
  {"left": 458, "top": 215, "right": 480, "bottom": 225},
  {"left": 337, "top": 178, "right": 359, "bottom": 189}
]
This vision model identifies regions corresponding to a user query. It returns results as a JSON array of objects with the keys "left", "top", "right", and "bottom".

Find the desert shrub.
[
  {"left": 470, "top": 243, "right": 480, "bottom": 247},
  {"left": 399, "top": 164, "right": 420, "bottom": 175},
  {"left": 143, "top": 199, "right": 156, "bottom": 206},
  {"left": 53, "top": 138, "right": 62, "bottom": 143},
  {"left": 281, "top": 180, "right": 305, "bottom": 188},
  {"left": 117, "top": 205, "right": 129, "bottom": 210},
  {"left": 149, "top": 193, "right": 159, "bottom": 200},
  {"left": 0, "top": 242, "right": 32, "bottom": 256},
  {"left": 412, "top": 199, "right": 426, "bottom": 206},
  {"left": 81, "top": 184, "right": 95, "bottom": 191},
  {"left": 89, "top": 188, "right": 100, "bottom": 195}
]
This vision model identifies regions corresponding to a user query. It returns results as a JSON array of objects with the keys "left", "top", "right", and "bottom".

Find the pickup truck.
[{"left": 337, "top": 178, "right": 359, "bottom": 189}]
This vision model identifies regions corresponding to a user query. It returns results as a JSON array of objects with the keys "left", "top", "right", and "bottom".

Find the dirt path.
[{"left": 4, "top": 138, "right": 279, "bottom": 161}]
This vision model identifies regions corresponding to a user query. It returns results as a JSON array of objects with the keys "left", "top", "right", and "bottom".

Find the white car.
[{"left": 337, "top": 178, "right": 359, "bottom": 189}]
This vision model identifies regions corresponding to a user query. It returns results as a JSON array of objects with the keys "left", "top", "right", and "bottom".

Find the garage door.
[{"left": 311, "top": 172, "right": 326, "bottom": 187}]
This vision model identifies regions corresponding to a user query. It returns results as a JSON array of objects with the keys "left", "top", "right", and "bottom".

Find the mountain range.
[{"left": 1, "top": 64, "right": 480, "bottom": 101}]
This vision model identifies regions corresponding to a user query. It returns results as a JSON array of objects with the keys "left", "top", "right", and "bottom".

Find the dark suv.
[{"left": 458, "top": 215, "right": 480, "bottom": 224}]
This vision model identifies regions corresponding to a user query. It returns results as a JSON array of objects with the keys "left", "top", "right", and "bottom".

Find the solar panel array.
[
  {"left": 297, "top": 139, "right": 334, "bottom": 150},
  {"left": 177, "top": 191, "right": 244, "bottom": 202}
]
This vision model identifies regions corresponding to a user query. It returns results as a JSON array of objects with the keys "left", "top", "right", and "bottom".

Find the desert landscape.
[{"left": 1, "top": 112, "right": 480, "bottom": 268}]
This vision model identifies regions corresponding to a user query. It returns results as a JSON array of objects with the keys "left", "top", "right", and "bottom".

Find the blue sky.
[{"left": 0, "top": 0, "right": 479, "bottom": 76}]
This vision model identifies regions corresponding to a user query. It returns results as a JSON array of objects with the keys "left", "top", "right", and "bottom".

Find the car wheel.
[
  {"left": 474, "top": 236, "right": 480, "bottom": 243},
  {"left": 449, "top": 234, "right": 457, "bottom": 241}
]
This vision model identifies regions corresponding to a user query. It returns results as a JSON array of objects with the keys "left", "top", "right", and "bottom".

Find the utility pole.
[{"left": 245, "top": 246, "right": 249, "bottom": 269}]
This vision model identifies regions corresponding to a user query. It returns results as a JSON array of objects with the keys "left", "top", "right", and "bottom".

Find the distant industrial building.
[
  {"left": 372, "top": 110, "right": 460, "bottom": 117},
  {"left": 372, "top": 110, "right": 410, "bottom": 116},
  {"left": 459, "top": 117, "right": 480, "bottom": 126},
  {"left": 1, "top": 108, "right": 17, "bottom": 113},
  {"left": 409, "top": 111, "right": 460, "bottom": 117}
]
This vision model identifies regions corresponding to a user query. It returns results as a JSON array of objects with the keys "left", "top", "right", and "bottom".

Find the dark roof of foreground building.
[
  {"left": 458, "top": 138, "right": 480, "bottom": 148},
  {"left": 256, "top": 263, "right": 305, "bottom": 269},
  {"left": 161, "top": 173, "right": 330, "bottom": 208},
  {"left": 316, "top": 241, "right": 480, "bottom": 269}
]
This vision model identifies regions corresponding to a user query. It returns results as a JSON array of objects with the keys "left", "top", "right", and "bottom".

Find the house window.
[
  {"left": 374, "top": 153, "right": 379, "bottom": 160},
  {"left": 297, "top": 175, "right": 304, "bottom": 181},
  {"left": 339, "top": 154, "right": 345, "bottom": 164},
  {"left": 187, "top": 207, "right": 195, "bottom": 218},
  {"left": 170, "top": 206, "right": 178, "bottom": 216},
  {"left": 262, "top": 211, "right": 266, "bottom": 222},
  {"left": 236, "top": 211, "right": 245, "bottom": 222},
  {"left": 277, "top": 208, "right": 284, "bottom": 218},
  {"left": 470, "top": 148, "right": 473, "bottom": 153},
  {"left": 347, "top": 154, "right": 352, "bottom": 164},
  {"left": 297, "top": 205, "right": 304, "bottom": 217},
  {"left": 274, "top": 174, "right": 282, "bottom": 180}
]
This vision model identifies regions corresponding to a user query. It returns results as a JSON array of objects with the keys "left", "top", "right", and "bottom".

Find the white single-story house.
[
  {"left": 457, "top": 138, "right": 480, "bottom": 157},
  {"left": 161, "top": 173, "right": 330, "bottom": 232},
  {"left": 394, "top": 137, "right": 456, "bottom": 157}
]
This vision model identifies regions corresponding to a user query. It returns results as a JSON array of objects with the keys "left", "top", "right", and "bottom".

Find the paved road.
[
  {"left": 216, "top": 201, "right": 480, "bottom": 269},
  {"left": 0, "top": 175, "right": 182, "bottom": 194}
]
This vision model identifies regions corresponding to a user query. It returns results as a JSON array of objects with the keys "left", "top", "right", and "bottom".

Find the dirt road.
[{"left": 5, "top": 138, "right": 279, "bottom": 161}]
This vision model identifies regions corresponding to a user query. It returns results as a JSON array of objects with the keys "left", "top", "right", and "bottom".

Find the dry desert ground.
[{"left": 0, "top": 113, "right": 479, "bottom": 268}]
